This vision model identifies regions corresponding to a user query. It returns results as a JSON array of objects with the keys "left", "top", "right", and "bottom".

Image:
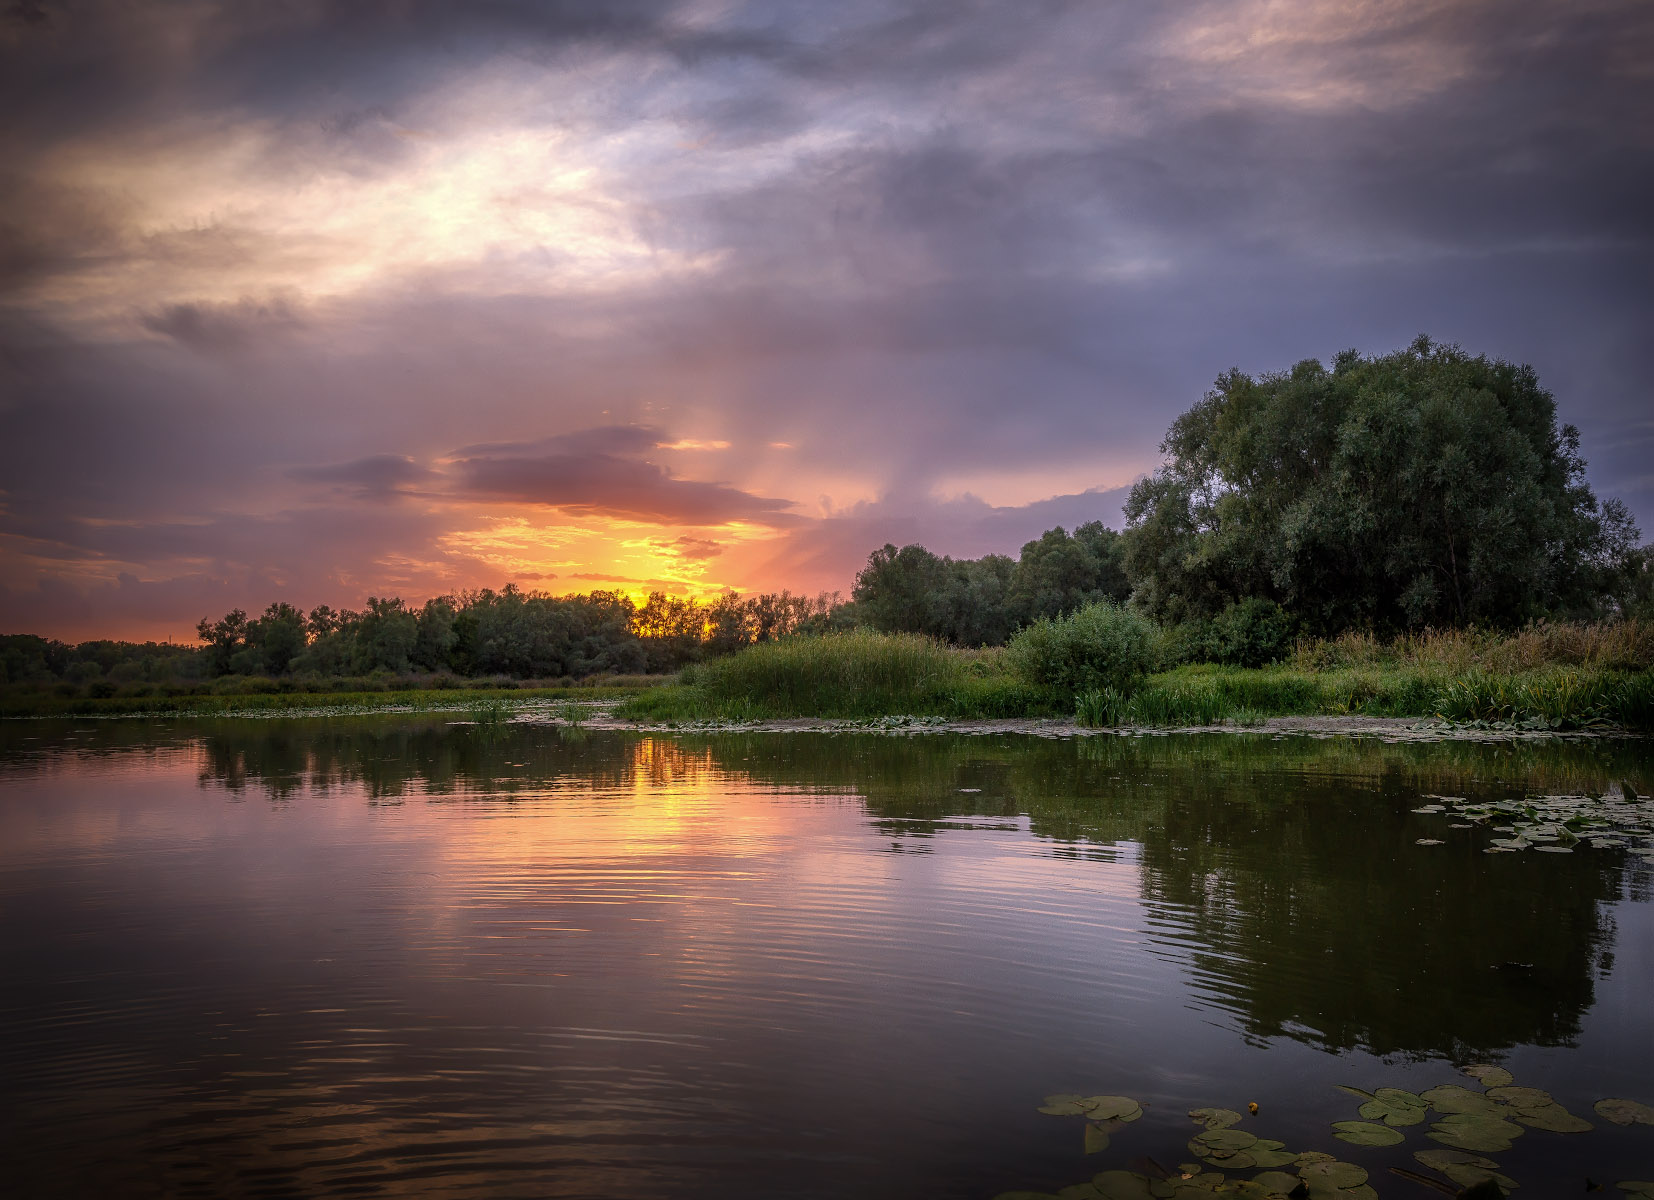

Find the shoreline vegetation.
[
  {"left": 5, "top": 341, "right": 1652, "bottom": 732},
  {"left": 8, "top": 620, "right": 1650, "bottom": 734}
]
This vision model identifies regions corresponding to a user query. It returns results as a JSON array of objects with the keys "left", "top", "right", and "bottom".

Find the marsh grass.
[
  {"left": 1292, "top": 619, "right": 1654, "bottom": 674},
  {"left": 622, "top": 630, "right": 1653, "bottom": 731},
  {"left": 0, "top": 683, "right": 651, "bottom": 719},
  {"left": 617, "top": 630, "right": 1056, "bottom": 721}
]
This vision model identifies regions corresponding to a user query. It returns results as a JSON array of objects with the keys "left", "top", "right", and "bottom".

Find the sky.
[{"left": 2, "top": 0, "right": 1651, "bottom": 642}]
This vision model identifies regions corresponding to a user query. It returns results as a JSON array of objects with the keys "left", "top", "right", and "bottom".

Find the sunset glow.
[{"left": 3, "top": 0, "right": 1650, "bottom": 640}]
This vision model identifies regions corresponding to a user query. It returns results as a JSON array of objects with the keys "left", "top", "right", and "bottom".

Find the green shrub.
[
  {"left": 1007, "top": 602, "right": 1159, "bottom": 700},
  {"left": 1208, "top": 598, "right": 1295, "bottom": 667}
]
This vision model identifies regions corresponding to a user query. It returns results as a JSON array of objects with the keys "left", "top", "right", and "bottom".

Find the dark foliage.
[{"left": 1123, "top": 337, "right": 1641, "bottom": 634}]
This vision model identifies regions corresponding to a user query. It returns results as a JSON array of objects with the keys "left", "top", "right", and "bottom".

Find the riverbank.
[
  {"left": 613, "top": 651, "right": 1654, "bottom": 733},
  {"left": 0, "top": 682, "right": 657, "bottom": 719}
]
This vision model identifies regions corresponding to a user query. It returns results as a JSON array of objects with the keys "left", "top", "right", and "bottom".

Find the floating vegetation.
[
  {"left": 1596, "top": 1099, "right": 1654, "bottom": 1126},
  {"left": 1413, "top": 1149, "right": 1517, "bottom": 1192},
  {"left": 1331, "top": 1120, "right": 1403, "bottom": 1147},
  {"left": 1189, "top": 1108, "right": 1245, "bottom": 1131},
  {"left": 1006, "top": 1068, "right": 1654, "bottom": 1200},
  {"left": 1411, "top": 789, "right": 1654, "bottom": 860}
]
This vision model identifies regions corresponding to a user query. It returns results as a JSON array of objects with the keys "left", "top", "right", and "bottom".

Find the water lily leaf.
[
  {"left": 1169, "top": 1173, "right": 1225, "bottom": 1195},
  {"left": 1616, "top": 1184, "right": 1654, "bottom": 1197},
  {"left": 1194, "top": 1129, "right": 1258, "bottom": 1151},
  {"left": 1511, "top": 1102, "right": 1591, "bottom": 1133},
  {"left": 1416, "top": 1149, "right": 1499, "bottom": 1170},
  {"left": 1058, "top": 1185, "right": 1105, "bottom": 1200},
  {"left": 1085, "top": 1123, "right": 1112, "bottom": 1154},
  {"left": 1415, "top": 838, "right": 1445, "bottom": 845},
  {"left": 1250, "top": 1173, "right": 1301, "bottom": 1194},
  {"left": 1247, "top": 1148, "right": 1299, "bottom": 1168},
  {"left": 1427, "top": 1113, "right": 1524, "bottom": 1152},
  {"left": 1462, "top": 1065, "right": 1514, "bottom": 1088},
  {"left": 1334, "top": 1085, "right": 1374, "bottom": 1101},
  {"left": 1421, "top": 1085, "right": 1503, "bottom": 1116},
  {"left": 1341, "top": 1188, "right": 1378, "bottom": 1200},
  {"left": 1083, "top": 1095, "right": 1145, "bottom": 1121},
  {"left": 1595, "top": 1098, "right": 1654, "bottom": 1126},
  {"left": 1485, "top": 1086, "right": 1550, "bottom": 1109},
  {"left": 1297, "top": 1160, "right": 1367, "bottom": 1190},
  {"left": 994, "top": 1194, "right": 1063, "bottom": 1200},
  {"left": 1294, "top": 1151, "right": 1335, "bottom": 1166},
  {"left": 1331, "top": 1120, "right": 1403, "bottom": 1146},
  {"left": 1090, "top": 1171, "right": 1158, "bottom": 1200},
  {"left": 1041, "top": 1094, "right": 1093, "bottom": 1115},
  {"left": 1359, "top": 1089, "right": 1428, "bottom": 1126},
  {"left": 1189, "top": 1107, "right": 1244, "bottom": 1130},
  {"left": 1534, "top": 844, "right": 1574, "bottom": 853}
]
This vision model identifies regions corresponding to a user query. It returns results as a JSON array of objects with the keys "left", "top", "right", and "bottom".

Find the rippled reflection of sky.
[{"left": 3, "top": 1, "right": 1650, "bottom": 639}]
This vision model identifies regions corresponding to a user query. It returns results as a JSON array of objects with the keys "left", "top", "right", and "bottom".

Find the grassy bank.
[
  {"left": 0, "top": 678, "right": 664, "bottom": 718},
  {"left": 616, "top": 625, "right": 1654, "bottom": 731}
]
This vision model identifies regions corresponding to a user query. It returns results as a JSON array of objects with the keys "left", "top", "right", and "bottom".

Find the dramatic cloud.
[
  {"left": 447, "top": 429, "right": 797, "bottom": 525},
  {"left": 1, "top": 0, "right": 1650, "bottom": 638}
]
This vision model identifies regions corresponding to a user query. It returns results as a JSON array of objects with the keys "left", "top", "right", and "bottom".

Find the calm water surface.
[{"left": 2, "top": 718, "right": 1651, "bottom": 1197}]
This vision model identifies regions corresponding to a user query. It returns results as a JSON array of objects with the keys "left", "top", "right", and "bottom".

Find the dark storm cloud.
[
  {"left": 450, "top": 434, "right": 797, "bottom": 526},
  {"left": 141, "top": 297, "right": 304, "bottom": 351},
  {"left": 2, "top": 0, "right": 1651, "bottom": 637}
]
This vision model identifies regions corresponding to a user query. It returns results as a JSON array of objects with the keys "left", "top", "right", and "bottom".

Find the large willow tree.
[{"left": 1123, "top": 337, "right": 1639, "bottom": 633}]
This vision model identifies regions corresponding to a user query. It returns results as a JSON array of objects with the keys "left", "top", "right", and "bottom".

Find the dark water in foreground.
[{"left": 1, "top": 718, "right": 1651, "bottom": 1198}]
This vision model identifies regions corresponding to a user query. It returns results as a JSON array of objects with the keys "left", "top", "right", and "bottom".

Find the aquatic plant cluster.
[
  {"left": 1002, "top": 1066, "right": 1654, "bottom": 1199},
  {"left": 1411, "top": 785, "right": 1654, "bottom": 860}
]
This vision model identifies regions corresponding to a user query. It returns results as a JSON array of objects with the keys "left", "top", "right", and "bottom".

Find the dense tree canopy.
[
  {"left": 850, "top": 522, "right": 1129, "bottom": 646},
  {"left": 1123, "top": 338, "right": 1640, "bottom": 634}
]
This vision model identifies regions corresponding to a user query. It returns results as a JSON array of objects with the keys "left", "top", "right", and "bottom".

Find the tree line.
[{"left": 4, "top": 338, "right": 1649, "bottom": 688}]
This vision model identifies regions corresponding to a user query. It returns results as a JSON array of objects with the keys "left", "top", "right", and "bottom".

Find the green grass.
[
  {"left": 0, "top": 683, "right": 652, "bottom": 719},
  {"left": 616, "top": 630, "right": 1057, "bottom": 722},
  {"left": 614, "top": 632, "right": 1654, "bottom": 732}
]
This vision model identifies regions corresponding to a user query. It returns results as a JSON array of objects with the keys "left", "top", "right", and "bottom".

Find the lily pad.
[
  {"left": 1462, "top": 1065, "right": 1514, "bottom": 1088},
  {"left": 1188, "top": 1107, "right": 1243, "bottom": 1130},
  {"left": 1421, "top": 1084, "right": 1504, "bottom": 1116},
  {"left": 1427, "top": 1113, "right": 1524, "bottom": 1152},
  {"left": 1298, "top": 1160, "right": 1367, "bottom": 1190},
  {"left": 1084, "top": 1123, "right": 1112, "bottom": 1154},
  {"left": 1082, "top": 1095, "right": 1144, "bottom": 1121},
  {"left": 1617, "top": 1185, "right": 1654, "bottom": 1197},
  {"left": 1596, "top": 1098, "right": 1654, "bottom": 1126},
  {"left": 1534, "top": 844, "right": 1574, "bottom": 853},
  {"left": 1057, "top": 1185, "right": 1105, "bottom": 1200},
  {"left": 1485, "top": 1086, "right": 1550, "bottom": 1109},
  {"left": 1331, "top": 1120, "right": 1404, "bottom": 1147},
  {"left": 1359, "top": 1088, "right": 1428, "bottom": 1126},
  {"left": 1416, "top": 838, "right": 1445, "bottom": 845},
  {"left": 1511, "top": 1102, "right": 1592, "bottom": 1133},
  {"left": 1040, "top": 1094, "right": 1094, "bottom": 1115},
  {"left": 1248, "top": 1149, "right": 1299, "bottom": 1169},
  {"left": 1250, "top": 1174, "right": 1301, "bottom": 1195},
  {"left": 1193, "top": 1128, "right": 1258, "bottom": 1152},
  {"left": 1414, "top": 1149, "right": 1518, "bottom": 1192},
  {"left": 1090, "top": 1173, "right": 1156, "bottom": 1200}
]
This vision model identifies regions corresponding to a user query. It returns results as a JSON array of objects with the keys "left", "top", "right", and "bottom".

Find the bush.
[
  {"left": 1007, "top": 602, "right": 1159, "bottom": 700},
  {"left": 1207, "top": 598, "right": 1295, "bottom": 667}
]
